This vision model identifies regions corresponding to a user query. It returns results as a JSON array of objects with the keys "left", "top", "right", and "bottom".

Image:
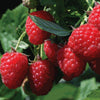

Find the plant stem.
[
  {"left": 15, "top": 31, "right": 26, "bottom": 51},
  {"left": 43, "top": 6, "right": 47, "bottom": 11},
  {"left": 75, "top": 2, "right": 93, "bottom": 27},
  {"left": 40, "top": 44, "right": 43, "bottom": 59}
]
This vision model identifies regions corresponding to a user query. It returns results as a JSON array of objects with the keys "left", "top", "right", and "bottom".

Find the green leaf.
[
  {"left": 11, "top": 89, "right": 24, "bottom": 100},
  {"left": 29, "top": 15, "right": 70, "bottom": 36},
  {"left": 84, "top": 89, "right": 100, "bottom": 100},
  {"left": 77, "top": 78, "right": 100, "bottom": 100},
  {"left": 12, "top": 40, "right": 29, "bottom": 49},
  {"left": 0, "top": 4, "right": 28, "bottom": 52},
  {"left": 0, "top": 97, "right": 6, "bottom": 100},
  {"left": 0, "top": 81, "right": 26, "bottom": 100},
  {"left": 85, "top": 98, "right": 100, "bottom": 100},
  {"left": 43, "top": 83, "right": 78, "bottom": 100},
  {"left": 40, "top": 44, "right": 47, "bottom": 60},
  {"left": 1, "top": 90, "right": 16, "bottom": 99},
  {"left": 0, "top": 83, "right": 16, "bottom": 99},
  {"left": 0, "top": 55, "right": 2, "bottom": 59}
]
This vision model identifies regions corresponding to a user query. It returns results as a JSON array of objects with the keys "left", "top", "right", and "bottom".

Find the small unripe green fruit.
[{"left": 22, "top": 0, "right": 37, "bottom": 9}]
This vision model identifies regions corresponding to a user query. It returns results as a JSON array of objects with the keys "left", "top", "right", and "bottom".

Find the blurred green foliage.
[{"left": 0, "top": 4, "right": 28, "bottom": 52}]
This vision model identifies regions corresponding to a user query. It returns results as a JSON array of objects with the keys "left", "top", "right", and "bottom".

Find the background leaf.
[
  {"left": 0, "top": 4, "right": 28, "bottom": 52},
  {"left": 84, "top": 89, "right": 100, "bottom": 100},
  {"left": 43, "top": 83, "right": 78, "bottom": 100},
  {"left": 76, "top": 78, "right": 100, "bottom": 100},
  {"left": 11, "top": 40, "right": 29, "bottom": 49}
]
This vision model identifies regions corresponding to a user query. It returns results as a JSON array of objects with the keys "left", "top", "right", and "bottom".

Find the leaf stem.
[{"left": 15, "top": 31, "right": 26, "bottom": 51}]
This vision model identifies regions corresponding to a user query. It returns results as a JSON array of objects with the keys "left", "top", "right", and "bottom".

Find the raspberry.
[
  {"left": 89, "top": 58, "right": 100, "bottom": 75},
  {"left": 25, "top": 11, "right": 54, "bottom": 45},
  {"left": 88, "top": 4, "right": 100, "bottom": 30},
  {"left": 44, "top": 40, "right": 58, "bottom": 66},
  {"left": 28, "top": 60, "right": 55, "bottom": 95},
  {"left": 68, "top": 24, "right": 100, "bottom": 61},
  {"left": 57, "top": 45, "right": 86, "bottom": 81},
  {"left": 0, "top": 52, "right": 28, "bottom": 89}
]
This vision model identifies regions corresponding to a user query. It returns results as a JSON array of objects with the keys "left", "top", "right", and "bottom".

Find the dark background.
[{"left": 0, "top": 0, "right": 21, "bottom": 18}]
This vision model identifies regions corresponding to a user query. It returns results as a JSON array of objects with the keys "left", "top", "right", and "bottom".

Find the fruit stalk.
[
  {"left": 15, "top": 31, "right": 26, "bottom": 50},
  {"left": 40, "top": 44, "right": 43, "bottom": 59}
]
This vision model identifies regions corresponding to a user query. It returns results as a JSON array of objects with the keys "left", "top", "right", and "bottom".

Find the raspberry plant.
[{"left": 1, "top": 0, "right": 100, "bottom": 100}]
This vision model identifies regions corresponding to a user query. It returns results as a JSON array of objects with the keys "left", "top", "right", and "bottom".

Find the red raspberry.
[
  {"left": 57, "top": 45, "right": 86, "bottom": 81},
  {"left": 89, "top": 58, "right": 100, "bottom": 75},
  {"left": 28, "top": 60, "right": 55, "bottom": 95},
  {"left": 0, "top": 52, "right": 28, "bottom": 89},
  {"left": 68, "top": 24, "right": 100, "bottom": 61},
  {"left": 25, "top": 10, "right": 54, "bottom": 45},
  {"left": 88, "top": 4, "right": 100, "bottom": 30},
  {"left": 44, "top": 40, "right": 58, "bottom": 66}
]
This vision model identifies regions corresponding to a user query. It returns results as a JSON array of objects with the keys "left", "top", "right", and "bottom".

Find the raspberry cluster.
[
  {"left": 0, "top": 11, "right": 56, "bottom": 96},
  {"left": 0, "top": 51, "right": 55, "bottom": 96},
  {"left": 68, "top": 3, "right": 100, "bottom": 75},
  {"left": 1, "top": 4, "right": 100, "bottom": 96}
]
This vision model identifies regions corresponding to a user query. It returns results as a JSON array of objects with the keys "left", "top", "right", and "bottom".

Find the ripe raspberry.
[
  {"left": 68, "top": 24, "right": 100, "bottom": 61},
  {"left": 88, "top": 4, "right": 100, "bottom": 30},
  {"left": 44, "top": 40, "right": 58, "bottom": 66},
  {"left": 28, "top": 60, "right": 55, "bottom": 95},
  {"left": 89, "top": 58, "right": 100, "bottom": 75},
  {"left": 0, "top": 52, "right": 28, "bottom": 89},
  {"left": 25, "top": 11, "right": 54, "bottom": 45},
  {"left": 57, "top": 45, "right": 86, "bottom": 81}
]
